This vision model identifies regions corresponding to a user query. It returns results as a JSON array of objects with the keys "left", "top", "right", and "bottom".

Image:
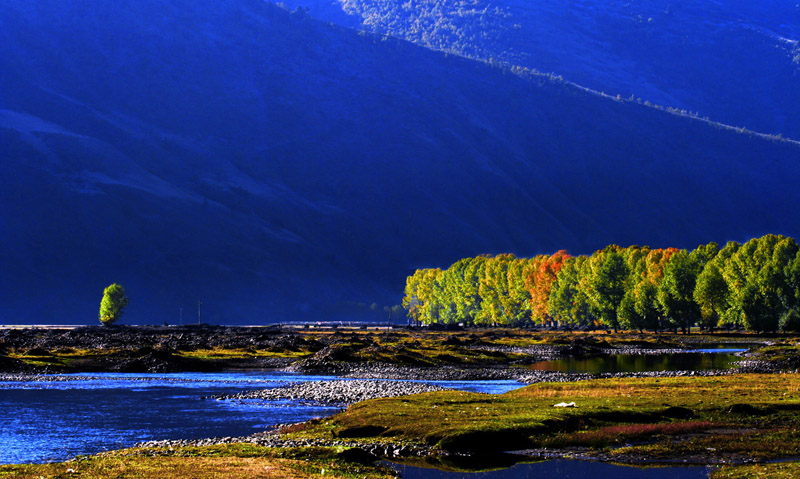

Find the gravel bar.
[
  {"left": 135, "top": 430, "right": 432, "bottom": 458},
  {"left": 211, "top": 379, "right": 448, "bottom": 405}
]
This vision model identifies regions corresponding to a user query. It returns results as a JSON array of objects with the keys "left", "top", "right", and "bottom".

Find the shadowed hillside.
[
  {"left": 282, "top": 0, "right": 800, "bottom": 139},
  {"left": 1, "top": 0, "right": 800, "bottom": 324}
]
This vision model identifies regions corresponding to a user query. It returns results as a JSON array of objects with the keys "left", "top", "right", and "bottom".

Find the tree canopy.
[
  {"left": 402, "top": 234, "right": 800, "bottom": 332},
  {"left": 99, "top": 283, "right": 129, "bottom": 326}
]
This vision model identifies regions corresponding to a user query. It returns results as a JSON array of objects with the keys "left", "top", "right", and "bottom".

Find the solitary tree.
[{"left": 99, "top": 283, "right": 129, "bottom": 326}]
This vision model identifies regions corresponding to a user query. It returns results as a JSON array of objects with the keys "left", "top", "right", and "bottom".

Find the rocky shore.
[
  {"left": 210, "top": 379, "right": 447, "bottom": 405},
  {"left": 0, "top": 356, "right": 780, "bottom": 388},
  {"left": 135, "top": 430, "right": 431, "bottom": 459}
]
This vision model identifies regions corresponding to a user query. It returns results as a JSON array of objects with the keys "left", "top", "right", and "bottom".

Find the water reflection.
[
  {"left": 529, "top": 352, "right": 741, "bottom": 374},
  {"left": 392, "top": 459, "right": 711, "bottom": 479}
]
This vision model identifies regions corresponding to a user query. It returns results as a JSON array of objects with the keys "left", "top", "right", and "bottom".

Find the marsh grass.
[
  {"left": 540, "top": 421, "right": 719, "bottom": 448},
  {"left": 711, "top": 461, "right": 800, "bottom": 479},
  {"left": 294, "top": 374, "right": 800, "bottom": 458}
]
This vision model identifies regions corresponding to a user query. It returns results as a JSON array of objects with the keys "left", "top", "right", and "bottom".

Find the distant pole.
[
  {"left": 179, "top": 308, "right": 183, "bottom": 325},
  {"left": 197, "top": 301, "right": 202, "bottom": 324}
]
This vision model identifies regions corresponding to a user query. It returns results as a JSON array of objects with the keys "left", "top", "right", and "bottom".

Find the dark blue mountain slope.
[
  {"left": 284, "top": 0, "right": 800, "bottom": 140},
  {"left": 1, "top": 0, "right": 799, "bottom": 324}
]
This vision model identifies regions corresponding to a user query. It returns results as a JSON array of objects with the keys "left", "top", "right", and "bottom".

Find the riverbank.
[
  {"left": 0, "top": 325, "right": 789, "bottom": 375},
  {"left": 3, "top": 370, "right": 800, "bottom": 478},
  {"left": 2, "top": 327, "right": 799, "bottom": 478},
  {"left": 278, "top": 373, "right": 800, "bottom": 473},
  {"left": 4, "top": 372, "right": 799, "bottom": 478}
]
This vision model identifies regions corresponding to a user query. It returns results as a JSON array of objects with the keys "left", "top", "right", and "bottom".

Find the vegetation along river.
[{"left": 1, "top": 349, "right": 744, "bottom": 476}]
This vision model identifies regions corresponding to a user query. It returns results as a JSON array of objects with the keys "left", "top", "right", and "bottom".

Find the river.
[
  {"left": 0, "top": 372, "right": 519, "bottom": 464},
  {"left": 1, "top": 350, "right": 741, "bottom": 477}
]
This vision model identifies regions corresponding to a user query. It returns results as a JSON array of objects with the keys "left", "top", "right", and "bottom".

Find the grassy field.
[
  {"left": 711, "top": 462, "right": 800, "bottom": 479},
  {"left": 288, "top": 373, "right": 800, "bottom": 460},
  {"left": 0, "top": 445, "right": 394, "bottom": 479}
]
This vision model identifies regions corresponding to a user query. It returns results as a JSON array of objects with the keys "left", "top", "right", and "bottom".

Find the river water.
[
  {"left": 0, "top": 372, "right": 519, "bottom": 464},
  {"left": 0, "top": 351, "right": 740, "bottom": 477},
  {"left": 529, "top": 350, "right": 744, "bottom": 373}
]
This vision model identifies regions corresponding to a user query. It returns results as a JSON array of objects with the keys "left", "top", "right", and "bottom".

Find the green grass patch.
[
  {"left": 711, "top": 461, "right": 800, "bottom": 479},
  {"left": 293, "top": 373, "right": 800, "bottom": 461},
  {"left": 175, "top": 348, "right": 312, "bottom": 360},
  {"left": 614, "top": 427, "right": 800, "bottom": 461},
  {"left": 541, "top": 421, "right": 719, "bottom": 448}
]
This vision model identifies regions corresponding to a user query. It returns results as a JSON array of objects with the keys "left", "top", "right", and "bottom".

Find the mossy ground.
[
  {"left": 711, "top": 461, "right": 800, "bottom": 479},
  {"left": 0, "top": 445, "right": 394, "bottom": 479},
  {"left": 174, "top": 348, "right": 313, "bottom": 360},
  {"left": 291, "top": 373, "right": 800, "bottom": 461}
]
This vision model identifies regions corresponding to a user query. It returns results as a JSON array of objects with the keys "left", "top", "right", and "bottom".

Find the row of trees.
[{"left": 402, "top": 234, "right": 800, "bottom": 332}]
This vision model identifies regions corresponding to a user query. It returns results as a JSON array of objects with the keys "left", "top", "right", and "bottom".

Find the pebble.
[
  {"left": 210, "top": 379, "right": 447, "bottom": 405},
  {"left": 135, "top": 430, "right": 431, "bottom": 458}
]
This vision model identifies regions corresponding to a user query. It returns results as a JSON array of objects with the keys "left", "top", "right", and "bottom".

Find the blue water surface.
[{"left": 0, "top": 372, "right": 522, "bottom": 464}]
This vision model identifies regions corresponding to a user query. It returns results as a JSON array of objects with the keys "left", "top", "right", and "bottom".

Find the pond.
[
  {"left": 529, "top": 350, "right": 746, "bottom": 374},
  {"left": 0, "top": 372, "right": 522, "bottom": 464}
]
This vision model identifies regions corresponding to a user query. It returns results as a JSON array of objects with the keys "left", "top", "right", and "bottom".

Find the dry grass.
[
  {"left": 0, "top": 446, "right": 393, "bottom": 479},
  {"left": 1, "top": 457, "right": 300, "bottom": 479}
]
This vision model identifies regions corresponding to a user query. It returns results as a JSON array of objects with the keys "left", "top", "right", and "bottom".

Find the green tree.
[
  {"left": 548, "top": 255, "right": 594, "bottom": 328},
  {"left": 505, "top": 257, "right": 534, "bottom": 326},
  {"left": 436, "top": 257, "right": 485, "bottom": 325},
  {"left": 693, "top": 263, "right": 728, "bottom": 332},
  {"left": 658, "top": 250, "right": 701, "bottom": 334},
  {"left": 619, "top": 280, "right": 661, "bottom": 332},
  {"left": 780, "top": 309, "right": 800, "bottom": 332},
  {"left": 99, "top": 283, "right": 129, "bottom": 326},
  {"left": 477, "top": 254, "right": 515, "bottom": 326},
  {"left": 722, "top": 235, "right": 798, "bottom": 332},
  {"left": 402, "top": 268, "right": 443, "bottom": 325},
  {"left": 587, "top": 247, "right": 630, "bottom": 332}
]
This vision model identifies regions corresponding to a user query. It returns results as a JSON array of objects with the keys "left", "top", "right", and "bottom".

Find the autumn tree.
[
  {"left": 527, "top": 250, "right": 570, "bottom": 325},
  {"left": 402, "top": 234, "right": 800, "bottom": 333}
]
